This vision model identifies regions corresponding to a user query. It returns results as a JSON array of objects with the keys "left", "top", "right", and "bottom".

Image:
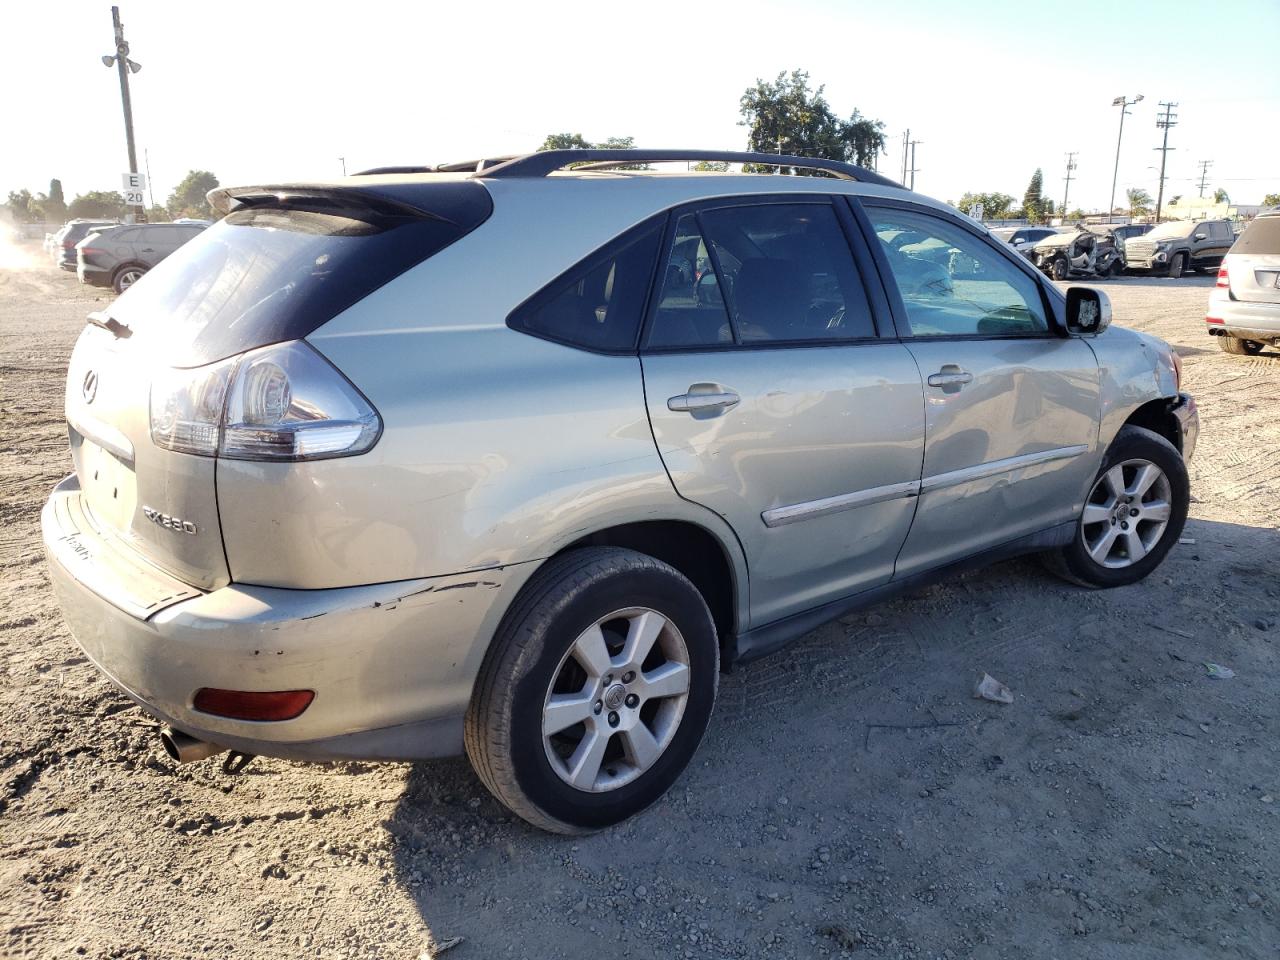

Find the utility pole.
[
  {"left": 103, "top": 7, "right": 144, "bottom": 222},
  {"left": 1109, "top": 94, "right": 1144, "bottom": 224},
  {"left": 339, "top": 156, "right": 347, "bottom": 176},
  {"left": 901, "top": 129, "right": 910, "bottom": 184},
  {"left": 1062, "top": 152, "right": 1078, "bottom": 218},
  {"left": 1197, "top": 159, "right": 1213, "bottom": 198},
  {"left": 908, "top": 139, "right": 921, "bottom": 190},
  {"left": 1152, "top": 102, "right": 1177, "bottom": 223}
]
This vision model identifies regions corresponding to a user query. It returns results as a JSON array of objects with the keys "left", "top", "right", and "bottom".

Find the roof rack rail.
[
  {"left": 473, "top": 149, "right": 903, "bottom": 188},
  {"left": 354, "top": 156, "right": 520, "bottom": 176}
]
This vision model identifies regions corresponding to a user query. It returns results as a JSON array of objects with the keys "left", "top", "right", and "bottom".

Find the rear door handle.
[
  {"left": 927, "top": 366, "right": 974, "bottom": 392},
  {"left": 667, "top": 388, "right": 740, "bottom": 415}
]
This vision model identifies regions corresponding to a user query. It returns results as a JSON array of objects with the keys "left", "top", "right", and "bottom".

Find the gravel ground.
[{"left": 2, "top": 246, "right": 1278, "bottom": 960}]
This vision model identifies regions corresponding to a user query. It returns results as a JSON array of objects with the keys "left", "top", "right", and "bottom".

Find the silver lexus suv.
[{"left": 43, "top": 149, "right": 1199, "bottom": 833}]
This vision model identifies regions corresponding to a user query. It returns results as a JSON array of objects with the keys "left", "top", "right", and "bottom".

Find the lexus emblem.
[{"left": 82, "top": 370, "right": 99, "bottom": 404}]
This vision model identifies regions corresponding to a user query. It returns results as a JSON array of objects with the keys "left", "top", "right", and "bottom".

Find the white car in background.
[{"left": 1206, "top": 210, "right": 1280, "bottom": 355}]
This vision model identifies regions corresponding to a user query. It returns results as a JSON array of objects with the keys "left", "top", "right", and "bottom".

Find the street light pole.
[
  {"left": 103, "top": 6, "right": 144, "bottom": 221},
  {"left": 1108, "top": 94, "right": 1143, "bottom": 224}
]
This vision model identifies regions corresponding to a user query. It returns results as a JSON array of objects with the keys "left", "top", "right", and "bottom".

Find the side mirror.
[
  {"left": 1065, "top": 286, "right": 1112, "bottom": 336},
  {"left": 1194, "top": 233, "right": 1207, "bottom": 240}
]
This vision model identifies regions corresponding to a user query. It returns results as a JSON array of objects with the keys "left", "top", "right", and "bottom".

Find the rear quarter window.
[{"left": 507, "top": 218, "right": 664, "bottom": 353}]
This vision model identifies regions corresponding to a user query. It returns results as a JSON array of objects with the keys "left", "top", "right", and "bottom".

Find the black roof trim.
[
  {"left": 354, "top": 156, "right": 519, "bottom": 176},
  {"left": 473, "top": 149, "right": 903, "bottom": 188}
]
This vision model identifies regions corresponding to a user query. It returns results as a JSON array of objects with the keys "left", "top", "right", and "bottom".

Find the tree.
[
  {"left": 146, "top": 204, "right": 170, "bottom": 222},
  {"left": 693, "top": 161, "right": 730, "bottom": 172},
  {"left": 42, "top": 179, "right": 67, "bottom": 223},
  {"left": 68, "top": 190, "right": 126, "bottom": 219},
  {"left": 1023, "top": 169, "right": 1045, "bottom": 223},
  {"left": 167, "top": 170, "right": 219, "bottom": 220},
  {"left": 1213, "top": 188, "right": 1230, "bottom": 204},
  {"left": 957, "top": 191, "right": 1016, "bottom": 219},
  {"left": 1126, "top": 187, "right": 1152, "bottom": 217},
  {"left": 539, "top": 133, "right": 592, "bottom": 151},
  {"left": 738, "top": 69, "right": 885, "bottom": 174},
  {"left": 5, "top": 189, "right": 37, "bottom": 222},
  {"left": 1169, "top": 194, "right": 1182, "bottom": 206},
  {"left": 1263, "top": 193, "right": 1280, "bottom": 208}
]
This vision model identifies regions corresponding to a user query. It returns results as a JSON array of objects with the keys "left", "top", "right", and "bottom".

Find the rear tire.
[
  {"left": 1045, "top": 425, "right": 1188, "bottom": 589},
  {"left": 1167, "top": 253, "right": 1185, "bottom": 279},
  {"left": 1218, "top": 336, "right": 1264, "bottom": 356},
  {"left": 113, "top": 266, "right": 147, "bottom": 294},
  {"left": 465, "top": 547, "right": 718, "bottom": 834},
  {"left": 1051, "top": 258, "right": 1069, "bottom": 281}
]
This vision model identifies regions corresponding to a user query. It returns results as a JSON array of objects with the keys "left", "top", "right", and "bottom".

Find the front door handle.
[
  {"left": 667, "top": 387, "right": 740, "bottom": 416},
  {"left": 927, "top": 366, "right": 974, "bottom": 393}
]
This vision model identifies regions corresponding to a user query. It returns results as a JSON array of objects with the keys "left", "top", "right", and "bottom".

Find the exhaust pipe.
[{"left": 159, "top": 726, "right": 227, "bottom": 764}]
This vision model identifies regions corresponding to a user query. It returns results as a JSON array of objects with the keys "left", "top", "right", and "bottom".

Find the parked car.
[
  {"left": 1124, "top": 219, "right": 1234, "bottom": 277},
  {"left": 42, "top": 149, "right": 1197, "bottom": 833},
  {"left": 1206, "top": 209, "right": 1280, "bottom": 355},
  {"left": 51, "top": 220, "right": 118, "bottom": 270},
  {"left": 1030, "top": 227, "right": 1125, "bottom": 280},
  {"left": 990, "top": 226, "right": 1058, "bottom": 258},
  {"left": 1087, "top": 222, "right": 1151, "bottom": 255},
  {"left": 76, "top": 222, "right": 207, "bottom": 293}
]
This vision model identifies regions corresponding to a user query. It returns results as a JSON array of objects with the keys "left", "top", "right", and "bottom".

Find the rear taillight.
[
  {"left": 79, "top": 246, "right": 103, "bottom": 257},
  {"left": 1216, "top": 265, "right": 1229, "bottom": 288},
  {"left": 193, "top": 688, "right": 314, "bottom": 721},
  {"left": 149, "top": 340, "right": 381, "bottom": 461},
  {"left": 1205, "top": 316, "right": 1224, "bottom": 324},
  {"left": 62, "top": 240, "right": 74, "bottom": 249}
]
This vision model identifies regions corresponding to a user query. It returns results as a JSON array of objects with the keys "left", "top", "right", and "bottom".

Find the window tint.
[
  {"left": 109, "top": 227, "right": 139, "bottom": 243},
  {"left": 699, "top": 203, "right": 875, "bottom": 343},
  {"left": 508, "top": 219, "right": 662, "bottom": 353},
  {"left": 867, "top": 207, "right": 1049, "bottom": 338},
  {"left": 646, "top": 213, "right": 733, "bottom": 348},
  {"left": 1232, "top": 216, "right": 1280, "bottom": 255}
]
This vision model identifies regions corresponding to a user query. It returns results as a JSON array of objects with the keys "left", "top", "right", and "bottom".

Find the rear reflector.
[
  {"left": 1216, "top": 266, "right": 1229, "bottom": 288},
  {"left": 1205, "top": 316, "right": 1224, "bottom": 324},
  {"left": 193, "top": 688, "right": 315, "bottom": 721}
]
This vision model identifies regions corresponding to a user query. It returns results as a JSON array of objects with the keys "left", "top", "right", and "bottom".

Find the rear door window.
[{"left": 647, "top": 201, "right": 875, "bottom": 347}]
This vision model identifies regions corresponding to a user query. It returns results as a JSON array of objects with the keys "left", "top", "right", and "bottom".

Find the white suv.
[{"left": 1207, "top": 210, "right": 1280, "bottom": 355}]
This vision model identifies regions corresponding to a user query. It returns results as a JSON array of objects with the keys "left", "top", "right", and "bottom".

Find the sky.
[{"left": 3, "top": 0, "right": 1278, "bottom": 214}]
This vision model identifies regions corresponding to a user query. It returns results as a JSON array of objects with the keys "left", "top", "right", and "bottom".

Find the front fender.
[{"left": 1086, "top": 325, "right": 1180, "bottom": 450}]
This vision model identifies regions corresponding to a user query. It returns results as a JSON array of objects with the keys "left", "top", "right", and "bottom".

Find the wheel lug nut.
[
  {"left": 1121, "top": 521, "right": 1129, "bottom": 530},
  {"left": 622, "top": 671, "right": 635, "bottom": 683},
  {"left": 1129, "top": 508, "right": 1139, "bottom": 517},
  {"left": 608, "top": 711, "right": 620, "bottom": 727},
  {"left": 593, "top": 700, "right": 603, "bottom": 715},
  {"left": 1111, "top": 518, "right": 1117, "bottom": 525},
  {"left": 603, "top": 674, "right": 613, "bottom": 685},
  {"left": 625, "top": 693, "right": 639, "bottom": 708}
]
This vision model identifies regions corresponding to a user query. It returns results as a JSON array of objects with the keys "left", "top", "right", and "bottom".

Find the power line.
[
  {"left": 1197, "top": 159, "right": 1213, "bottom": 198},
  {"left": 1153, "top": 101, "right": 1177, "bottom": 222}
]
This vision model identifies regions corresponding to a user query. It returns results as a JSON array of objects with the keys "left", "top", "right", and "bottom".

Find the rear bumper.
[
  {"left": 42, "top": 474, "right": 537, "bottom": 761},
  {"left": 1206, "top": 297, "right": 1280, "bottom": 341},
  {"left": 1170, "top": 392, "right": 1199, "bottom": 462},
  {"left": 77, "top": 263, "right": 111, "bottom": 286}
]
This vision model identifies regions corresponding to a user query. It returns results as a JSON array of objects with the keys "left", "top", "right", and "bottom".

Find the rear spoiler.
[{"left": 206, "top": 182, "right": 493, "bottom": 229}]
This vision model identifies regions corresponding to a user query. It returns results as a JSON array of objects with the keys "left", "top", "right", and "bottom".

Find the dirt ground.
[{"left": 2, "top": 245, "right": 1278, "bottom": 960}]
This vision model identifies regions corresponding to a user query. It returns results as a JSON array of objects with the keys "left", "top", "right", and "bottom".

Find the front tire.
[
  {"left": 1046, "top": 425, "right": 1188, "bottom": 588},
  {"left": 465, "top": 548, "right": 719, "bottom": 834},
  {"left": 1167, "top": 253, "right": 1185, "bottom": 279},
  {"left": 1051, "top": 257, "right": 1069, "bottom": 281},
  {"left": 1218, "top": 336, "right": 1264, "bottom": 356}
]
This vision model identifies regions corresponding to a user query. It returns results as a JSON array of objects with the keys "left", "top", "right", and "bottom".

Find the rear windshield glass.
[
  {"left": 1232, "top": 216, "right": 1280, "bottom": 255},
  {"left": 109, "top": 190, "right": 489, "bottom": 366}
]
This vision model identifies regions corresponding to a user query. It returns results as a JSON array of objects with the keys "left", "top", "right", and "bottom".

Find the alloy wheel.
[
  {"left": 1080, "top": 459, "right": 1173, "bottom": 568},
  {"left": 542, "top": 607, "right": 691, "bottom": 793}
]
